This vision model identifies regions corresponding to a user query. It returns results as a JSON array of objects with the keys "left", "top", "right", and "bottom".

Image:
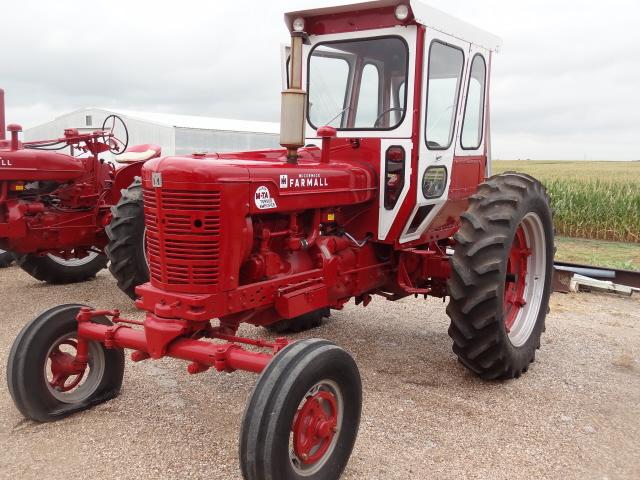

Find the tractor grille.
[{"left": 143, "top": 188, "right": 221, "bottom": 288}]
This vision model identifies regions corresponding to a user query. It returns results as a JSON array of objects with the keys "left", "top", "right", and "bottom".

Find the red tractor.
[
  {"left": 7, "top": 2, "right": 554, "bottom": 479},
  {"left": 0, "top": 89, "right": 156, "bottom": 285}
]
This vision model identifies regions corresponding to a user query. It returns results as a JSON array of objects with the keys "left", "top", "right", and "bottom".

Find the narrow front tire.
[
  {"left": 240, "top": 339, "right": 362, "bottom": 480},
  {"left": 7, "top": 304, "right": 125, "bottom": 422}
]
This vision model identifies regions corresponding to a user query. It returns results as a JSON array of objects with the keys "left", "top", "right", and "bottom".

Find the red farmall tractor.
[
  {"left": 7, "top": 2, "right": 554, "bottom": 479},
  {"left": 0, "top": 90, "right": 156, "bottom": 284}
]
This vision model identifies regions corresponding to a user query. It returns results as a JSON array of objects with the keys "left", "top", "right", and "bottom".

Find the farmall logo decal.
[
  {"left": 279, "top": 173, "right": 328, "bottom": 189},
  {"left": 0, "top": 157, "right": 12, "bottom": 167},
  {"left": 255, "top": 186, "right": 277, "bottom": 210}
]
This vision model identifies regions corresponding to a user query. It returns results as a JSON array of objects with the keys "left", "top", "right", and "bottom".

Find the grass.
[
  {"left": 555, "top": 236, "right": 640, "bottom": 272},
  {"left": 493, "top": 161, "right": 640, "bottom": 243}
]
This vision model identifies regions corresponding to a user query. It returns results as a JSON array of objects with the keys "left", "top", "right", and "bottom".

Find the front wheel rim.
[
  {"left": 289, "top": 379, "right": 344, "bottom": 476},
  {"left": 504, "top": 212, "right": 547, "bottom": 347},
  {"left": 45, "top": 333, "right": 105, "bottom": 403}
]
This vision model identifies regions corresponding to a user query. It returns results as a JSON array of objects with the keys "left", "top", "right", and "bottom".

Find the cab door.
[
  {"left": 454, "top": 45, "right": 491, "bottom": 177},
  {"left": 400, "top": 31, "right": 470, "bottom": 243}
]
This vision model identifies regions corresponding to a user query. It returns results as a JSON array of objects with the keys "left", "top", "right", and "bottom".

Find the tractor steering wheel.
[
  {"left": 101, "top": 115, "right": 129, "bottom": 155},
  {"left": 373, "top": 107, "right": 405, "bottom": 128}
]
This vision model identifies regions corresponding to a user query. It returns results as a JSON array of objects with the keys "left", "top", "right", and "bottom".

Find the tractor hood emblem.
[
  {"left": 151, "top": 172, "right": 162, "bottom": 187},
  {"left": 0, "top": 157, "right": 13, "bottom": 167}
]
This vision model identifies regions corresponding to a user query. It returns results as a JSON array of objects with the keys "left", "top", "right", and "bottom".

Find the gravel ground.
[{"left": 0, "top": 265, "right": 638, "bottom": 480}]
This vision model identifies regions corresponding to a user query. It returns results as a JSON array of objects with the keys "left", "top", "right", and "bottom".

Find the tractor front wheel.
[
  {"left": 6, "top": 304, "right": 125, "bottom": 422},
  {"left": 17, "top": 251, "right": 107, "bottom": 284},
  {"left": 446, "top": 173, "right": 554, "bottom": 379},
  {"left": 240, "top": 339, "right": 361, "bottom": 480},
  {"left": 106, "top": 177, "right": 149, "bottom": 299}
]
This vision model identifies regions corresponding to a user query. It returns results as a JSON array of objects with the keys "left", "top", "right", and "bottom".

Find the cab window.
[
  {"left": 461, "top": 54, "right": 487, "bottom": 149},
  {"left": 308, "top": 36, "right": 409, "bottom": 130},
  {"left": 425, "top": 41, "right": 465, "bottom": 150}
]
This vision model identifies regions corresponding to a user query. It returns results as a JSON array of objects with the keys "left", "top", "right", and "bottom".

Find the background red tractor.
[
  {"left": 7, "top": 2, "right": 554, "bottom": 479},
  {"left": 0, "top": 89, "right": 155, "bottom": 285}
]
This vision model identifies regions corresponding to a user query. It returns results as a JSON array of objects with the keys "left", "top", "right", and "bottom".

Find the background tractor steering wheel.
[
  {"left": 373, "top": 107, "right": 405, "bottom": 128},
  {"left": 101, "top": 115, "right": 129, "bottom": 155}
]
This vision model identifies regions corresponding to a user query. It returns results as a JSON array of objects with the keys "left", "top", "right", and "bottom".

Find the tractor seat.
[{"left": 116, "top": 144, "right": 161, "bottom": 163}]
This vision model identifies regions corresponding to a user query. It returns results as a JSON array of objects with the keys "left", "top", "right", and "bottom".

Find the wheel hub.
[
  {"left": 292, "top": 390, "right": 338, "bottom": 465},
  {"left": 48, "top": 339, "right": 87, "bottom": 392},
  {"left": 504, "top": 226, "right": 530, "bottom": 332}
]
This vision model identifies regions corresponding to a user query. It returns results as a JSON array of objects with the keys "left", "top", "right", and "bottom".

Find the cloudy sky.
[{"left": 2, "top": 0, "right": 639, "bottom": 160}]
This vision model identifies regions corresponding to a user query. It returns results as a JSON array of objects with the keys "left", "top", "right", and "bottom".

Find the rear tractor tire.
[
  {"left": 0, "top": 249, "right": 16, "bottom": 268},
  {"left": 106, "top": 177, "right": 149, "bottom": 299},
  {"left": 266, "top": 308, "right": 330, "bottom": 334},
  {"left": 240, "top": 339, "right": 362, "bottom": 480},
  {"left": 17, "top": 251, "right": 107, "bottom": 284},
  {"left": 6, "top": 304, "right": 125, "bottom": 422},
  {"left": 446, "top": 172, "right": 554, "bottom": 380}
]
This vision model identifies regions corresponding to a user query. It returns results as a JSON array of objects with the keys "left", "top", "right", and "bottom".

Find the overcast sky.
[{"left": 2, "top": 0, "right": 639, "bottom": 160}]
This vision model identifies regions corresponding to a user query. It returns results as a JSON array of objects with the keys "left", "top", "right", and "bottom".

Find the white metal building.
[{"left": 24, "top": 108, "right": 280, "bottom": 156}]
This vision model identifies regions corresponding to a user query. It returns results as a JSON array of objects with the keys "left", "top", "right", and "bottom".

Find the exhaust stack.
[
  {"left": 280, "top": 31, "right": 307, "bottom": 163},
  {"left": 0, "top": 89, "right": 5, "bottom": 141}
]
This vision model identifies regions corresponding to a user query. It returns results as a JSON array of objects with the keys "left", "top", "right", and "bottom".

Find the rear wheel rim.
[
  {"left": 45, "top": 333, "right": 105, "bottom": 403},
  {"left": 47, "top": 251, "right": 99, "bottom": 267},
  {"left": 290, "top": 379, "right": 343, "bottom": 476},
  {"left": 504, "top": 212, "right": 547, "bottom": 347}
]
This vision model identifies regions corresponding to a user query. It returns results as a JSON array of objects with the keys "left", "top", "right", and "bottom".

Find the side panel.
[{"left": 377, "top": 138, "right": 412, "bottom": 239}]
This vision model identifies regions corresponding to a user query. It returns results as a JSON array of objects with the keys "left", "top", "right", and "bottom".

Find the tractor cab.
[{"left": 282, "top": 0, "right": 501, "bottom": 245}]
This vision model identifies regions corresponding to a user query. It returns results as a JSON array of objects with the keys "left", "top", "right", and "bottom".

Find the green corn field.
[{"left": 493, "top": 161, "right": 640, "bottom": 243}]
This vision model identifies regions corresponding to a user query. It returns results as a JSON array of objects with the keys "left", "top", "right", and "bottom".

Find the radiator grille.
[{"left": 143, "top": 188, "right": 221, "bottom": 287}]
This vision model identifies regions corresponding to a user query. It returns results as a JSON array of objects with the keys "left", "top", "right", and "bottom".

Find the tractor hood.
[
  {"left": 141, "top": 148, "right": 377, "bottom": 213},
  {"left": 0, "top": 149, "right": 86, "bottom": 181}
]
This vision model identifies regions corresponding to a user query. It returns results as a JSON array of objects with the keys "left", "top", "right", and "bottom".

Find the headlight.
[
  {"left": 395, "top": 4, "right": 410, "bottom": 21},
  {"left": 292, "top": 17, "right": 305, "bottom": 32},
  {"left": 422, "top": 166, "right": 447, "bottom": 199}
]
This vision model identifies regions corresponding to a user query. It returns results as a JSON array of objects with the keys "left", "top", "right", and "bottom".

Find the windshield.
[{"left": 307, "top": 36, "right": 409, "bottom": 131}]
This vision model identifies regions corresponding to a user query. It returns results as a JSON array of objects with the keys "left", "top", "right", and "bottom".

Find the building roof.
[
  {"left": 55, "top": 107, "right": 280, "bottom": 135},
  {"left": 285, "top": 0, "right": 502, "bottom": 52}
]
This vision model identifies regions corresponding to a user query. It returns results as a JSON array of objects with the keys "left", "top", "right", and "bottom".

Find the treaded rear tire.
[
  {"left": 266, "top": 308, "right": 330, "bottom": 334},
  {"left": 105, "top": 177, "right": 149, "bottom": 299},
  {"left": 0, "top": 249, "right": 15, "bottom": 268},
  {"left": 446, "top": 172, "right": 554, "bottom": 380},
  {"left": 17, "top": 253, "right": 107, "bottom": 284}
]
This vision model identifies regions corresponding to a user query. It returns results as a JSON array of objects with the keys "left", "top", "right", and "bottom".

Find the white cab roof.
[{"left": 285, "top": 0, "right": 502, "bottom": 52}]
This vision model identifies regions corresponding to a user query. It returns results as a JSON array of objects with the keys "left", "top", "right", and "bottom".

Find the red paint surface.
[{"left": 304, "top": 5, "right": 413, "bottom": 35}]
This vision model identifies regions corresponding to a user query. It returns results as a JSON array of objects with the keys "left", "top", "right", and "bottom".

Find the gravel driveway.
[{"left": 0, "top": 266, "right": 638, "bottom": 479}]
